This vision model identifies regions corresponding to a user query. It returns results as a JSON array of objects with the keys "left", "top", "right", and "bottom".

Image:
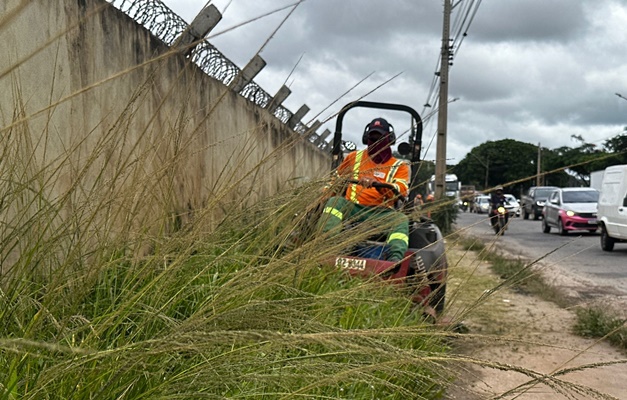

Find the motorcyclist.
[
  {"left": 489, "top": 186, "right": 508, "bottom": 228},
  {"left": 318, "top": 117, "right": 410, "bottom": 263}
]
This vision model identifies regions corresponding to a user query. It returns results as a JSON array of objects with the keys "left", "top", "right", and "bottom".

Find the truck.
[
  {"left": 428, "top": 174, "right": 462, "bottom": 204},
  {"left": 590, "top": 169, "right": 605, "bottom": 191},
  {"left": 597, "top": 165, "right": 627, "bottom": 251}
]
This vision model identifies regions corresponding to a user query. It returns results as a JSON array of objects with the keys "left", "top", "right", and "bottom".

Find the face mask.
[{"left": 367, "top": 134, "right": 392, "bottom": 163}]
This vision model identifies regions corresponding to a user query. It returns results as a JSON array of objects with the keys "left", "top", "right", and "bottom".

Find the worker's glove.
[{"left": 358, "top": 177, "right": 375, "bottom": 188}]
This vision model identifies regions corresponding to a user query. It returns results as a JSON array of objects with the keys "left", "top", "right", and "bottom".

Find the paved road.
[{"left": 454, "top": 210, "right": 627, "bottom": 296}]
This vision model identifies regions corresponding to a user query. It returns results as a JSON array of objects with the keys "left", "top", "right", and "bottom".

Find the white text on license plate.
[{"left": 335, "top": 257, "right": 366, "bottom": 271}]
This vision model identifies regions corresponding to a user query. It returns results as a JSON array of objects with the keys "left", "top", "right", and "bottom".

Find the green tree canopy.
[
  {"left": 602, "top": 131, "right": 627, "bottom": 165},
  {"left": 447, "top": 131, "right": 627, "bottom": 195},
  {"left": 453, "top": 139, "right": 543, "bottom": 195}
]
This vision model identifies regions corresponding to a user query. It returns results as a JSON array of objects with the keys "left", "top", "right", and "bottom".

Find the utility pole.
[
  {"left": 537, "top": 142, "right": 543, "bottom": 186},
  {"left": 435, "top": 0, "right": 452, "bottom": 199}
]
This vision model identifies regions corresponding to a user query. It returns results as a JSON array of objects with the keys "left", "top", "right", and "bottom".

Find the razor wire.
[
  {"left": 107, "top": 0, "right": 187, "bottom": 45},
  {"left": 105, "top": 0, "right": 320, "bottom": 145}
]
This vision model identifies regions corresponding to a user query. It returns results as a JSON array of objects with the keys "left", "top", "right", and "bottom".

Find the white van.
[{"left": 597, "top": 165, "right": 627, "bottom": 251}]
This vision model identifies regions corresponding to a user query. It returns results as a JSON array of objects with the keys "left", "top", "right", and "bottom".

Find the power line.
[{"left": 422, "top": 0, "right": 483, "bottom": 159}]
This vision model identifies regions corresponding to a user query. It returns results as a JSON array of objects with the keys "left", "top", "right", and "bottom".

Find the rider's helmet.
[
  {"left": 494, "top": 185, "right": 504, "bottom": 194},
  {"left": 426, "top": 194, "right": 435, "bottom": 201}
]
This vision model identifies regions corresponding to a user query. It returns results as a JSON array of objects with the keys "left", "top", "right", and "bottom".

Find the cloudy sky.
[{"left": 161, "top": 0, "right": 627, "bottom": 165}]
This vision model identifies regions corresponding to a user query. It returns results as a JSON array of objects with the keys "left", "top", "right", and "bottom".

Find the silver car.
[
  {"left": 473, "top": 195, "right": 490, "bottom": 214},
  {"left": 504, "top": 194, "right": 521, "bottom": 217}
]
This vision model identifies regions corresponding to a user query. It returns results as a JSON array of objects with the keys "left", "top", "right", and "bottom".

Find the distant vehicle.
[
  {"left": 428, "top": 174, "right": 461, "bottom": 205},
  {"left": 590, "top": 170, "right": 605, "bottom": 191},
  {"left": 489, "top": 196, "right": 509, "bottom": 235},
  {"left": 597, "top": 165, "right": 627, "bottom": 251},
  {"left": 541, "top": 188, "right": 599, "bottom": 235},
  {"left": 473, "top": 195, "right": 490, "bottom": 214},
  {"left": 460, "top": 185, "right": 476, "bottom": 209},
  {"left": 504, "top": 194, "right": 520, "bottom": 217},
  {"left": 521, "top": 186, "right": 559, "bottom": 220}
]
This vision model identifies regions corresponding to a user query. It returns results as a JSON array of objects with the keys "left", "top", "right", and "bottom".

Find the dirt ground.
[{"left": 443, "top": 244, "right": 627, "bottom": 400}]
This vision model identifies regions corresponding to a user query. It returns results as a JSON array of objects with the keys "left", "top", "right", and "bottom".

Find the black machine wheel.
[
  {"left": 533, "top": 207, "right": 540, "bottom": 220},
  {"left": 542, "top": 218, "right": 551, "bottom": 233},
  {"left": 523, "top": 208, "right": 529, "bottom": 220},
  {"left": 429, "top": 282, "right": 446, "bottom": 315},
  {"left": 600, "top": 224, "right": 615, "bottom": 251},
  {"left": 558, "top": 218, "right": 568, "bottom": 236},
  {"left": 492, "top": 216, "right": 504, "bottom": 234}
]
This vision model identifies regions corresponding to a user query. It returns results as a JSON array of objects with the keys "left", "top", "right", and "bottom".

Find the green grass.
[
  {"left": 574, "top": 307, "right": 627, "bottom": 350},
  {"left": 0, "top": 200, "right": 453, "bottom": 399}
]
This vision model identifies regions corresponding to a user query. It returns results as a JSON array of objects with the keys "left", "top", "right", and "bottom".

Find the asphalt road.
[{"left": 454, "top": 210, "right": 627, "bottom": 296}]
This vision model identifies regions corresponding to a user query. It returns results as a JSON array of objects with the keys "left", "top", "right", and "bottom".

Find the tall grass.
[
  {"left": 0, "top": 113, "right": 452, "bottom": 398},
  {"left": 0, "top": 4, "right": 454, "bottom": 399}
]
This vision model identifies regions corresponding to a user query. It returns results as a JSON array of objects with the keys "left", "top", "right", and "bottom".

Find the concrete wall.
[{"left": 0, "top": 0, "right": 329, "bottom": 257}]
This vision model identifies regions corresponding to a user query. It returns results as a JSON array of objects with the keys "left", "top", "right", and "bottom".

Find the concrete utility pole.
[
  {"left": 435, "top": 0, "right": 452, "bottom": 199},
  {"left": 537, "top": 142, "right": 543, "bottom": 186}
]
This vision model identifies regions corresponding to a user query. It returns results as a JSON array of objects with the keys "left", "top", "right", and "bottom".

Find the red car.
[{"left": 541, "top": 188, "right": 599, "bottom": 235}]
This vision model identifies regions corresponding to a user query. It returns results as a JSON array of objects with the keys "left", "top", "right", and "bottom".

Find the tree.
[
  {"left": 453, "top": 139, "right": 543, "bottom": 195},
  {"left": 603, "top": 131, "right": 627, "bottom": 165},
  {"left": 548, "top": 135, "right": 611, "bottom": 185}
]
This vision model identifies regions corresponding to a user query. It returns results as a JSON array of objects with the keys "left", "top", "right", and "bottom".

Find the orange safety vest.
[{"left": 337, "top": 150, "right": 410, "bottom": 208}]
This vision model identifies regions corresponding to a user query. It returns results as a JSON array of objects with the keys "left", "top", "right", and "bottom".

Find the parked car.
[
  {"left": 521, "top": 186, "right": 559, "bottom": 220},
  {"left": 473, "top": 195, "right": 490, "bottom": 214},
  {"left": 541, "top": 188, "right": 599, "bottom": 235},
  {"left": 597, "top": 164, "right": 627, "bottom": 251},
  {"left": 504, "top": 194, "right": 521, "bottom": 217}
]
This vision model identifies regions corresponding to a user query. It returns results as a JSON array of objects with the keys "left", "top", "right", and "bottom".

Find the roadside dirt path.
[{"left": 444, "top": 244, "right": 627, "bottom": 400}]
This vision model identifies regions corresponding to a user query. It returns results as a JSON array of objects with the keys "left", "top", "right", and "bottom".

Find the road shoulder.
[{"left": 444, "top": 243, "right": 627, "bottom": 399}]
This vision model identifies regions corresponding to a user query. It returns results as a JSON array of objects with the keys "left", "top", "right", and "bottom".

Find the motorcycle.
[
  {"left": 459, "top": 200, "right": 469, "bottom": 212},
  {"left": 490, "top": 202, "right": 509, "bottom": 235}
]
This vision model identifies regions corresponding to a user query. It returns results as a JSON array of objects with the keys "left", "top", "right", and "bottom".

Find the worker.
[{"left": 318, "top": 117, "right": 410, "bottom": 263}]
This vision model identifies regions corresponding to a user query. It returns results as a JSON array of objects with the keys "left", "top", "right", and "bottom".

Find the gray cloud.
[{"left": 164, "top": 0, "right": 627, "bottom": 164}]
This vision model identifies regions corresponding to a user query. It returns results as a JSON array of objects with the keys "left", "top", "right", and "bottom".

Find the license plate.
[
  {"left": 588, "top": 219, "right": 597, "bottom": 224},
  {"left": 335, "top": 257, "right": 366, "bottom": 271}
]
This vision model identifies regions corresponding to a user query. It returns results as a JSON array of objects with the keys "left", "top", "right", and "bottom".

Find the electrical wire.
[{"left": 421, "top": 0, "right": 483, "bottom": 159}]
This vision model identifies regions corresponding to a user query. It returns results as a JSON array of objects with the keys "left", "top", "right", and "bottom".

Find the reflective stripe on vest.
[
  {"left": 387, "top": 160, "right": 404, "bottom": 183},
  {"left": 348, "top": 150, "right": 364, "bottom": 202},
  {"left": 388, "top": 232, "right": 409, "bottom": 245},
  {"left": 323, "top": 206, "right": 343, "bottom": 220},
  {"left": 386, "top": 159, "right": 407, "bottom": 192}
]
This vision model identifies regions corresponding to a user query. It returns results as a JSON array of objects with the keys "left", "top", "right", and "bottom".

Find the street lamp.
[{"left": 616, "top": 93, "right": 627, "bottom": 102}]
